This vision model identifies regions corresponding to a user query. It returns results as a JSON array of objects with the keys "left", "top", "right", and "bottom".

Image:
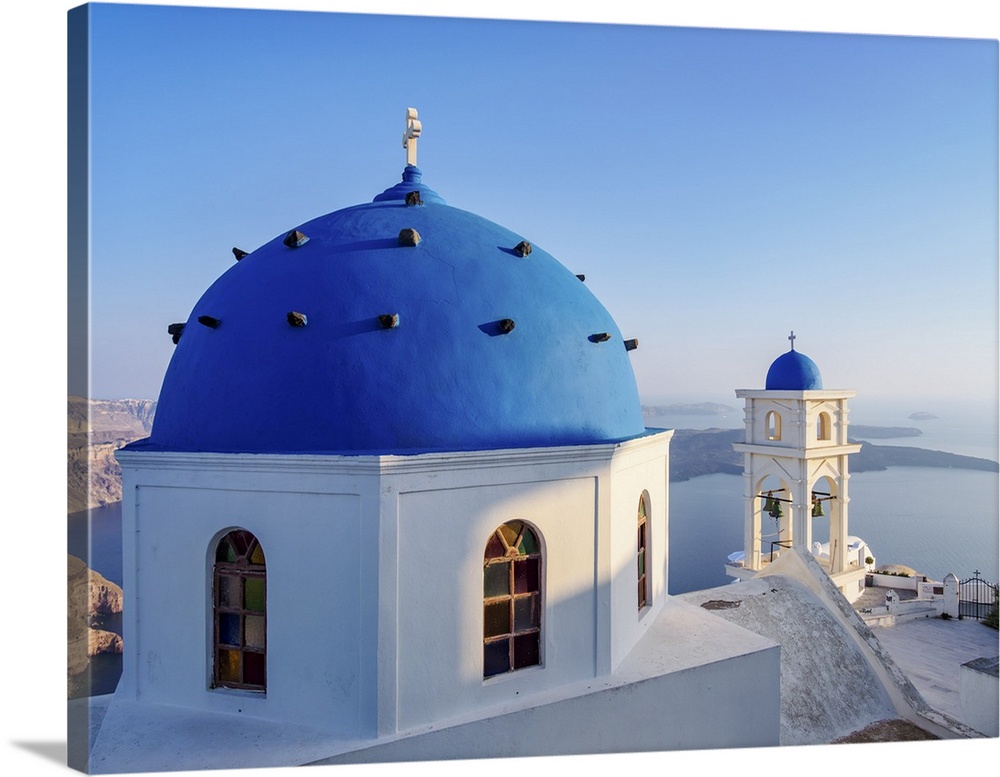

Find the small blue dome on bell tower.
[{"left": 765, "top": 331, "right": 823, "bottom": 390}]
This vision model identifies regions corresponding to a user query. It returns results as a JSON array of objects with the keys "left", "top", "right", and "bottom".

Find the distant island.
[
  {"left": 908, "top": 411, "right": 939, "bottom": 420},
  {"left": 642, "top": 402, "right": 736, "bottom": 417},
  {"left": 668, "top": 427, "right": 998, "bottom": 482},
  {"left": 850, "top": 425, "right": 922, "bottom": 439}
]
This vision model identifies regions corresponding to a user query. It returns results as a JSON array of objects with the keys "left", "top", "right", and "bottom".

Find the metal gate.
[{"left": 959, "top": 570, "right": 998, "bottom": 621}]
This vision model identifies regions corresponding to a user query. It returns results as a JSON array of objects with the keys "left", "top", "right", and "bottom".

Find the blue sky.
[
  {"left": 72, "top": 3, "right": 998, "bottom": 411},
  {"left": 2, "top": 4, "right": 998, "bottom": 777},
  {"left": 75, "top": 3, "right": 998, "bottom": 409}
]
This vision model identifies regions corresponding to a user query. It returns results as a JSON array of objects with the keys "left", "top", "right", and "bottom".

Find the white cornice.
[
  {"left": 735, "top": 390, "right": 857, "bottom": 399},
  {"left": 115, "top": 430, "right": 673, "bottom": 476},
  {"left": 732, "top": 442, "right": 863, "bottom": 459}
]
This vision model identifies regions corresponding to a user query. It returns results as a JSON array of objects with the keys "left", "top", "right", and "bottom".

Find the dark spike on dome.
[
  {"left": 287, "top": 311, "right": 308, "bottom": 328},
  {"left": 283, "top": 230, "right": 309, "bottom": 248},
  {"left": 624, "top": 338, "right": 639, "bottom": 351},
  {"left": 576, "top": 274, "right": 585, "bottom": 282},
  {"left": 513, "top": 240, "right": 532, "bottom": 257},
  {"left": 498, "top": 318, "right": 516, "bottom": 334},
  {"left": 590, "top": 332, "right": 611, "bottom": 343},
  {"left": 398, "top": 228, "right": 421, "bottom": 246},
  {"left": 232, "top": 247, "right": 249, "bottom": 261},
  {"left": 197, "top": 315, "right": 221, "bottom": 329},
  {"left": 405, "top": 190, "right": 423, "bottom": 207},
  {"left": 167, "top": 323, "right": 185, "bottom": 344},
  {"left": 378, "top": 313, "right": 400, "bottom": 329}
]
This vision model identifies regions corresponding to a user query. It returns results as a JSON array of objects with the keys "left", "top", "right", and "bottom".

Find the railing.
[{"left": 767, "top": 540, "right": 793, "bottom": 564}]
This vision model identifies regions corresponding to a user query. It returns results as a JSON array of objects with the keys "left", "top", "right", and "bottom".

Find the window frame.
[
  {"left": 637, "top": 494, "right": 649, "bottom": 610},
  {"left": 212, "top": 529, "right": 267, "bottom": 693},
  {"left": 483, "top": 521, "right": 542, "bottom": 680}
]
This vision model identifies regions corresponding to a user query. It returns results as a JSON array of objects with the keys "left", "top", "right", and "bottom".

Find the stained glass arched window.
[
  {"left": 213, "top": 529, "right": 266, "bottom": 692},
  {"left": 483, "top": 521, "right": 541, "bottom": 679},
  {"left": 638, "top": 494, "right": 649, "bottom": 609}
]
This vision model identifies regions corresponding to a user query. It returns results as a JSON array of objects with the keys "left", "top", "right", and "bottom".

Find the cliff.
[
  {"left": 68, "top": 396, "right": 156, "bottom": 512},
  {"left": 68, "top": 554, "right": 123, "bottom": 695}
]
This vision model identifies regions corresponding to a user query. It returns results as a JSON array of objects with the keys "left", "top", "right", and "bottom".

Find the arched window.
[
  {"left": 483, "top": 521, "right": 541, "bottom": 679},
  {"left": 213, "top": 529, "right": 266, "bottom": 692},
  {"left": 766, "top": 410, "right": 782, "bottom": 441},
  {"left": 817, "top": 412, "right": 831, "bottom": 441},
  {"left": 637, "top": 494, "right": 649, "bottom": 609}
]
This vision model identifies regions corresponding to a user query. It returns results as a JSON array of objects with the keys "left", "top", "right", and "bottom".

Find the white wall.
[
  {"left": 117, "top": 453, "right": 382, "bottom": 734},
  {"left": 382, "top": 432, "right": 671, "bottom": 732},
  {"left": 608, "top": 435, "right": 671, "bottom": 669},
  {"left": 117, "top": 432, "right": 672, "bottom": 739},
  {"left": 393, "top": 477, "right": 599, "bottom": 729},
  {"left": 327, "top": 642, "right": 780, "bottom": 763},
  {"left": 960, "top": 658, "right": 999, "bottom": 736},
  {"left": 322, "top": 595, "right": 781, "bottom": 763}
]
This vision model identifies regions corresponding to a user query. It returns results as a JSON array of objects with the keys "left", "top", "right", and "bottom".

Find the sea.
[
  {"left": 68, "top": 398, "right": 999, "bottom": 696},
  {"left": 659, "top": 397, "right": 1000, "bottom": 594}
]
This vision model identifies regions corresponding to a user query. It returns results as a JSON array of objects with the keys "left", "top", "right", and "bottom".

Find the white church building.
[{"left": 90, "top": 111, "right": 784, "bottom": 772}]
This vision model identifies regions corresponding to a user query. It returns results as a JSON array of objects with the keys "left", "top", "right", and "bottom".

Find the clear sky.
[
  {"left": 3, "top": 4, "right": 998, "bottom": 777},
  {"left": 75, "top": 1, "right": 998, "bottom": 408}
]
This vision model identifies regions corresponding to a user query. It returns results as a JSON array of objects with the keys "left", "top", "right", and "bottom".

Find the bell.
[
  {"left": 812, "top": 497, "right": 824, "bottom": 518},
  {"left": 769, "top": 501, "right": 783, "bottom": 519},
  {"left": 763, "top": 491, "right": 776, "bottom": 513}
]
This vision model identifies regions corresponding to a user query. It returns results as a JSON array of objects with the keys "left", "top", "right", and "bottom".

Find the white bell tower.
[{"left": 729, "top": 333, "right": 864, "bottom": 597}]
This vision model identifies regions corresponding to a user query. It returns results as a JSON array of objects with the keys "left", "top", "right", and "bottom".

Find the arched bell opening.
[
  {"left": 809, "top": 475, "right": 837, "bottom": 550},
  {"left": 752, "top": 474, "right": 792, "bottom": 566},
  {"left": 809, "top": 474, "right": 847, "bottom": 572}
]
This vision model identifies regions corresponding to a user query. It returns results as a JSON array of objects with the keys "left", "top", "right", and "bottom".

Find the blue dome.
[
  {"left": 138, "top": 166, "right": 646, "bottom": 454},
  {"left": 765, "top": 349, "right": 823, "bottom": 390}
]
